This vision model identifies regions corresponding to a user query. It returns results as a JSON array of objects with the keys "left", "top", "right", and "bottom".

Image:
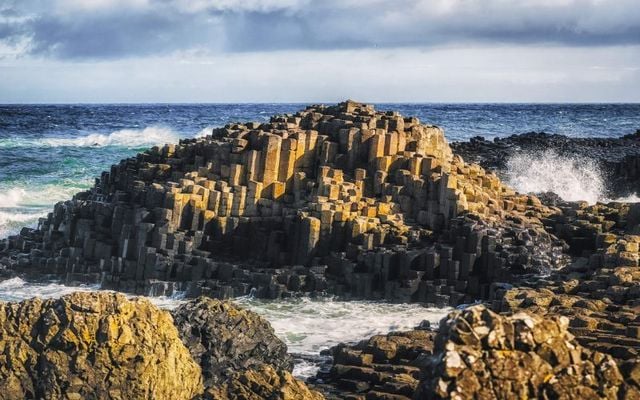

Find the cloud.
[{"left": 1, "top": 0, "right": 639, "bottom": 59}]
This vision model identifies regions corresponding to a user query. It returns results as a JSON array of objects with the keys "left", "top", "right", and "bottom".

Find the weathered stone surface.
[
  {"left": 315, "top": 329, "right": 435, "bottom": 400},
  {"left": 172, "top": 296, "right": 293, "bottom": 386},
  {"left": 414, "top": 304, "right": 640, "bottom": 400},
  {"left": 206, "top": 364, "right": 325, "bottom": 400},
  {"left": 0, "top": 292, "right": 203, "bottom": 400}
]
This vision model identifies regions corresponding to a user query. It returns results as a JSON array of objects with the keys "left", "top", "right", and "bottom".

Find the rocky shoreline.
[{"left": 0, "top": 101, "right": 639, "bottom": 399}]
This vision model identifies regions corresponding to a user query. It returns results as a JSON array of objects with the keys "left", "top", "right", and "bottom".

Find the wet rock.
[
  {"left": 0, "top": 292, "right": 203, "bottom": 400},
  {"left": 172, "top": 296, "right": 293, "bottom": 386}
]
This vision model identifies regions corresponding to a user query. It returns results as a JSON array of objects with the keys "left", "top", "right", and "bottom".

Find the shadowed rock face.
[
  {"left": 415, "top": 305, "right": 640, "bottom": 400},
  {"left": 171, "top": 296, "right": 293, "bottom": 387},
  {"left": 0, "top": 292, "right": 203, "bottom": 400}
]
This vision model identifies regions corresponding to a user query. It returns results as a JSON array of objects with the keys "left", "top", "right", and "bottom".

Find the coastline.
[{"left": 1, "top": 100, "right": 639, "bottom": 398}]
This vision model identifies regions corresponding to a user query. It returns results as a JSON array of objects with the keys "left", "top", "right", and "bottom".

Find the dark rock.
[{"left": 171, "top": 296, "right": 293, "bottom": 387}]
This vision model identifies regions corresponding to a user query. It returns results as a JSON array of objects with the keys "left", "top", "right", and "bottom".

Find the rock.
[
  {"left": 414, "top": 304, "right": 640, "bottom": 399},
  {"left": 0, "top": 292, "right": 203, "bottom": 400},
  {"left": 206, "top": 364, "right": 325, "bottom": 400},
  {"left": 171, "top": 296, "right": 293, "bottom": 386},
  {"left": 315, "top": 329, "right": 435, "bottom": 399}
]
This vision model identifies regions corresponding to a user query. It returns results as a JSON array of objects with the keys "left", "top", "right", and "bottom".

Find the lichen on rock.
[{"left": 0, "top": 292, "right": 203, "bottom": 400}]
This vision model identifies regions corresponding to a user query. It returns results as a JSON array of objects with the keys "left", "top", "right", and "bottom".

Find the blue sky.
[{"left": 1, "top": 0, "right": 639, "bottom": 103}]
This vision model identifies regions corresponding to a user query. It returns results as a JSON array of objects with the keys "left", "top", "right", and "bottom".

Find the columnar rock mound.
[
  {"left": 0, "top": 292, "right": 203, "bottom": 400},
  {"left": 172, "top": 296, "right": 293, "bottom": 386},
  {"left": 415, "top": 305, "right": 639, "bottom": 399},
  {"left": 1, "top": 100, "right": 561, "bottom": 305}
]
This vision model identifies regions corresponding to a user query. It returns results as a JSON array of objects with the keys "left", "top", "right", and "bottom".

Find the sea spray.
[{"left": 505, "top": 150, "right": 606, "bottom": 204}]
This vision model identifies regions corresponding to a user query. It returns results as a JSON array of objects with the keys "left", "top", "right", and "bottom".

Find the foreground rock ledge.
[
  {"left": 0, "top": 292, "right": 321, "bottom": 400},
  {"left": 0, "top": 292, "right": 203, "bottom": 400},
  {"left": 416, "top": 305, "right": 640, "bottom": 400}
]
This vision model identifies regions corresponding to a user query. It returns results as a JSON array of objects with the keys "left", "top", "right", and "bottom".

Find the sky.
[{"left": 0, "top": 0, "right": 639, "bottom": 103}]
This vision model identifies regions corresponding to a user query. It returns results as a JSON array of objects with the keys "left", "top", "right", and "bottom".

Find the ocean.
[{"left": 1, "top": 102, "right": 639, "bottom": 376}]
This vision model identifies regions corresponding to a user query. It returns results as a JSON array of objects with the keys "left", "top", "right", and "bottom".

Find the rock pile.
[
  {"left": 0, "top": 101, "right": 560, "bottom": 306},
  {"left": 417, "top": 305, "right": 640, "bottom": 399}
]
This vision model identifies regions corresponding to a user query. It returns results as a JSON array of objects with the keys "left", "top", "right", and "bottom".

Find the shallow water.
[{"left": 0, "top": 277, "right": 450, "bottom": 378}]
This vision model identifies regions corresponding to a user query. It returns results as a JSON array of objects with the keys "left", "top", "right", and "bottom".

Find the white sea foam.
[
  {"left": 42, "top": 126, "right": 179, "bottom": 148},
  {"left": 0, "top": 182, "right": 90, "bottom": 238},
  {"left": 195, "top": 125, "right": 215, "bottom": 138},
  {"left": 235, "top": 297, "right": 450, "bottom": 378}
]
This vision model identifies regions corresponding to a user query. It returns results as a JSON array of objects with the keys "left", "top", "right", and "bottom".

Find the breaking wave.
[
  {"left": 0, "top": 183, "right": 89, "bottom": 238},
  {"left": 41, "top": 126, "right": 179, "bottom": 148},
  {"left": 504, "top": 150, "right": 636, "bottom": 204}
]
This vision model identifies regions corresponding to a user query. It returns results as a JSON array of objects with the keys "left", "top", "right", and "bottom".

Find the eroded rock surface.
[
  {"left": 0, "top": 292, "right": 203, "bottom": 400},
  {"left": 206, "top": 364, "right": 325, "bottom": 400},
  {"left": 172, "top": 296, "right": 293, "bottom": 386},
  {"left": 416, "top": 305, "right": 640, "bottom": 399}
]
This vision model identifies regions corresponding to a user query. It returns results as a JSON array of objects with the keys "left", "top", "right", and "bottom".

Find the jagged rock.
[
  {"left": 172, "top": 296, "right": 293, "bottom": 386},
  {"left": 414, "top": 304, "right": 640, "bottom": 399},
  {"left": 205, "top": 364, "right": 325, "bottom": 400},
  {"left": 0, "top": 292, "right": 203, "bottom": 400}
]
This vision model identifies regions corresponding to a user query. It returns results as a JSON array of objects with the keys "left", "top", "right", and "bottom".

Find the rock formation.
[
  {"left": 0, "top": 292, "right": 203, "bottom": 400},
  {"left": 0, "top": 101, "right": 563, "bottom": 307},
  {"left": 171, "top": 296, "right": 293, "bottom": 386},
  {"left": 0, "top": 292, "right": 321, "bottom": 400},
  {"left": 315, "top": 329, "right": 436, "bottom": 399},
  {"left": 415, "top": 304, "right": 640, "bottom": 399}
]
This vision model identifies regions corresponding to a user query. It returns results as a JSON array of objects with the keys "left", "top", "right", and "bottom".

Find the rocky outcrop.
[
  {"left": 206, "top": 364, "right": 325, "bottom": 400},
  {"left": 416, "top": 305, "right": 640, "bottom": 399},
  {"left": 315, "top": 329, "right": 436, "bottom": 400},
  {"left": 0, "top": 292, "right": 203, "bottom": 400},
  {"left": 172, "top": 296, "right": 293, "bottom": 386}
]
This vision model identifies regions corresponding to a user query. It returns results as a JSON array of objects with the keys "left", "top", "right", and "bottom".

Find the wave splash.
[
  {"left": 0, "top": 183, "right": 89, "bottom": 238},
  {"left": 505, "top": 150, "right": 606, "bottom": 204},
  {"left": 42, "top": 126, "right": 179, "bottom": 148}
]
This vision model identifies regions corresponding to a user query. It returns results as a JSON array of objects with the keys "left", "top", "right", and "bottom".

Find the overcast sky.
[{"left": 1, "top": 0, "right": 639, "bottom": 103}]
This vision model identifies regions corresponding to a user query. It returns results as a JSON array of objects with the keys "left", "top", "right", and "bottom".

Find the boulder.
[
  {"left": 0, "top": 292, "right": 203, "bottom": 400},
  {"left": 171, "top": 296, "right": 293, "bottom": 386}
]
